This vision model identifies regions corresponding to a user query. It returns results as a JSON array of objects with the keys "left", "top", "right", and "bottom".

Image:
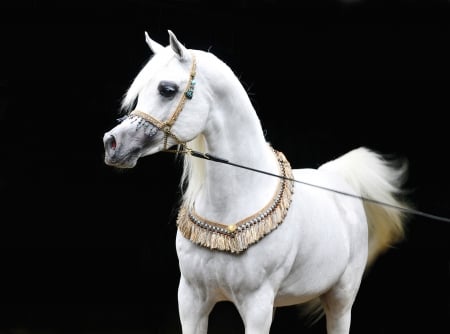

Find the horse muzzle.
[{"left": 103, "top": 132, "right": 140, "bottom": 168}]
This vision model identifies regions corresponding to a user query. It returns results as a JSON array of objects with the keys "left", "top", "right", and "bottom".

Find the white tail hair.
[
  {"left": 320, "top": 146, "right": 410, "bottom": 266},
  {"left": 300, "top": 146, "right": 411, "bottom": 324}
]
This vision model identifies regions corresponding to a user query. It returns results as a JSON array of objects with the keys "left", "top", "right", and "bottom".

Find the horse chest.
[{"left": 176, "top": 232, "right": 280, "bottom": 292}]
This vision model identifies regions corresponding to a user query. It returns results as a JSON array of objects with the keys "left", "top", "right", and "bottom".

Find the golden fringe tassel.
[{"left": 176, "top": 150, "right": 295, "bottom": 254}]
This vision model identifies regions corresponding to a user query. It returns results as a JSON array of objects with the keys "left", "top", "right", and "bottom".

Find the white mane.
[{"left": 179, "top": 135, "right": 206, "bottom": 209}]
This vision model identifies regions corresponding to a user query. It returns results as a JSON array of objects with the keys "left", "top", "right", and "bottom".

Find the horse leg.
[
  {"left": 320, "top": 267, "right": 364, "bottom": 334},
  {"left": 235, "top": 288, "right": 275, "bottom": 334},
  {"left": 178, "top": 276, "right": 215, "bottom": 334},
  {"left": 321, "top": 301, "right": 352, "bottom": 334}
]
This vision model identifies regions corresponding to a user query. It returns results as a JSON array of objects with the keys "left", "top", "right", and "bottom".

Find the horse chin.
[
  {"left": 104, "top": 154, "right": 139, "bottom": 169},
  {"left": 104, "top": 147, "right": 141, "bottom": 169},
  {"left": 104, "top": 143, "right": 166, "bottom": 168}
]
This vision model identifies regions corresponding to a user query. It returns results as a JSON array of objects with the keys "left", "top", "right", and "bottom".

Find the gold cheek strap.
[{"left": 128, "top": 52, "right": 197, "bottom": 153}]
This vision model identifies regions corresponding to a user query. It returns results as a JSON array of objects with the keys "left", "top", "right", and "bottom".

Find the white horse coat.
[{"left": 103, "top": 30, "right": 409, "bottom": 334}]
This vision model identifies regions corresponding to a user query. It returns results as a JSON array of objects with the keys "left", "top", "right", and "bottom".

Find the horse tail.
[
  {"left": 319, "top": 146, "right": 411, "bottom": 267},
  {"left": 299, "top": 146, "right": 411, "bottom": 325}
]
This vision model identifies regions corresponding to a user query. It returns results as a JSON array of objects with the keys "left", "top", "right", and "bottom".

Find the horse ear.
[
  {"left": 144, "top": 31, "right": 164, "bottom": 54},
  {"left": 168, "top": 30, "right": 188, "bottom": 60}
]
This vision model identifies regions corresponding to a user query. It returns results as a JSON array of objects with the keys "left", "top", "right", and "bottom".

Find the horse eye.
[{"left": 158, "top": 81, "right": 179, "bottom": 98}]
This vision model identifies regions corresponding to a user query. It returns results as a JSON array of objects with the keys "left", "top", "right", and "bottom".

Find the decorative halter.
[{"left": 129, "top": 52, "right": 197, "bottom": 153}]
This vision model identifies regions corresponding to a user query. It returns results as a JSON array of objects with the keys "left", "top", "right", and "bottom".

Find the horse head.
[{"left": 103, "top": 30, "right": 209, "bottom": 168}]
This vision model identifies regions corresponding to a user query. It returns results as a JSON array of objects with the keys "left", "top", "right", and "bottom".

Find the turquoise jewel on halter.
[{"left": 185, "top": 78, "right": 196, "bottom": 99}]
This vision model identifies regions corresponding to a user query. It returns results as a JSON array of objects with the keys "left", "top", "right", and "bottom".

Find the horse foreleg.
[
  {"left": 320, "top": 267, "right": 364, "bottom": 334},
  {"left": 235, "top": 288, "right": 275, "bottom": 334},
  {"left": 322, "top": 304, "right": 352, "bottom": 334},
  {"left": 178, "top": 276, "right": 215, "bottom": 334}
]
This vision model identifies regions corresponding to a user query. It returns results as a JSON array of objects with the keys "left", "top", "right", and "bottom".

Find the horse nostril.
[{"left": 104, "top": 134, "right": 117, "bottom": 153}]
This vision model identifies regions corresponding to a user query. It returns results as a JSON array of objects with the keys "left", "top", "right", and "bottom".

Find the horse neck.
[{"left": 191, "top": 56, "right": 281, "bottom": 223}]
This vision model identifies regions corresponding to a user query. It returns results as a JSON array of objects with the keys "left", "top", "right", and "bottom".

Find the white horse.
[{"left": 103, "top": 30, "right": 410, "bottom": 334}]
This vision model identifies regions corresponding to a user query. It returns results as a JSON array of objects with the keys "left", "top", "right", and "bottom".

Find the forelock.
[{"left": 121, "top": 49, "right": 174, "bottom": 113}]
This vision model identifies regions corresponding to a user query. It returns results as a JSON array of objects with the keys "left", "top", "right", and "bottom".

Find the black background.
[{"left": 0, "top": 1, "right": 449, "bottom": 333}]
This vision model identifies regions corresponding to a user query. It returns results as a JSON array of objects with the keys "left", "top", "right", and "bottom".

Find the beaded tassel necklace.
[{"left": 176, "top": 149, "right": 294, "bottom": 254}]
